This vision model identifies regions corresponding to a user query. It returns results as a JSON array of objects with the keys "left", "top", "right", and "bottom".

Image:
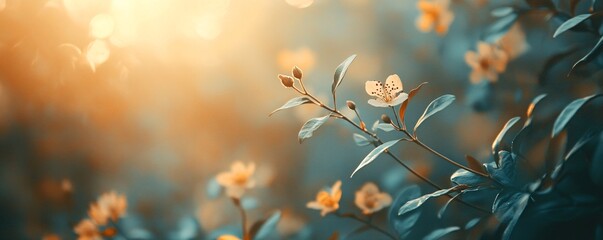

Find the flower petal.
[
  {"left": 368, "top": 99, "right": 390, "bottom": 108},
  {"left": 388, "top": 93, "right": 408, "bottom": 106}
]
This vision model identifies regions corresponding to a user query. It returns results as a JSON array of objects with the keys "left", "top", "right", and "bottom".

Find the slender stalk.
[
  {"left": 390, "top": 107, "right": 402, "bottom": 127},
  {"left": 412, "top": 136, "right": 490, "bottom": 178},
  {"left": 335, "top": 212, "right": 396, "bottom": 240},
  {"left": 232, "top": 198, "right": 249, "bottom": 240},
  {"left": 291, "top": 88, "right": 490, "bottom": 214}
]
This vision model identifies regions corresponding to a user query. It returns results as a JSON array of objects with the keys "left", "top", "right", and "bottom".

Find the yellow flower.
[
  {"left": 415, "top": 0, "right": 454, "bottom": 36},
  {"left": 216, "top": 161, "right": 256, "bottom": 199},
  {"left": 354, "top": 182, "right": 392, "bottom": 215},
  {"left": 306, "top": 180, "right": 342, "bottom": 216},
  {"left": 464, "top": 42, "right": 509, "bottom": 83},
  {"left": 365, "top": 74, "right": 408, "bottom": 107},
  {"left": 217, "top": 235, "right": 241, "bottom": 240},
  {"left": 88, "top": 191, "right": 127, "bottom": 225},
  {"left": 73, "top": 219, "right": 101, "bottom": 240}
]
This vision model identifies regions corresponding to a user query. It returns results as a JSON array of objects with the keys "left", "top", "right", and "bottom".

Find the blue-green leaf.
[
  {"left": 253, "top": 211, "right": 281, "bottom": 240},
  {"left": 570, "top": 36, "right": 603, "bottom": 74},
  {"left": 484, "top": 14, "right": 518, "bottom": 42},
  {"left": 270, "top": 97, "right": 313, "bottom": 116},
  {"left": 492, "top": 117, "right": 521, "bottom": 157},
  {"left": 389, "top": 185, "right": 421, "bottom": 239},
  {"left": 437, "top": 193, "right": 462, "bottom": 219},
  {"left": 464, "top": 218, "right": 481, "bottom": 229},
  {"left": 553, "top": 14, "right": 592, "bottom": 38},
  {"left": 414, "top": 94, "right": 455, "bottom": 132},
  {"left": 298, "top": 115, "right": 330, "bottom": 143},
  {"left": 423, "top": 226, "right": 460, "bottom": 240},
  {"left": 491, "top": 7, "right": 515, "bottom": 17},
  {"left": 552, "top": 94, "right": 602, "bottom": 137},
  {"left": 332, "top": 55, "right": 357, "bottom": 96},
  {"left": 353, "top": 133, "right": 371, "bottom": 146},
  {"left": 351, "top": 139, "right": 402, "bottom": 177},
  {"left": 486, "top": 151, "right": 518, "bottom": 186},
  {"left": 450, "top": 168, "right": 491, "bottom": 186},
  {"left": 398, "top": 185, "right": 466, "bottom": 216}
]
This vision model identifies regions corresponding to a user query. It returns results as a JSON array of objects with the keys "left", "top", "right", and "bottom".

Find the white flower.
[{"left": 365, "top": 74, "right": 408, "bottom": 107}]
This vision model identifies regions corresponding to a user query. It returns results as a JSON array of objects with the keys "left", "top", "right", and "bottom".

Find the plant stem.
[
  {"left": 294, "top": 90, "right": 490, "bottom": 214},
  {"left": 232, "top": 198, "right": 249, "bottom": 240},
  {"left": 390, "top": 107, "right": 402, "bottom": 127},
  {"left": 335, "top": 212, "right": 396, "bottom": 240},
  {"left": 411, "top": 136, "right": 490, "bottom": 178}
]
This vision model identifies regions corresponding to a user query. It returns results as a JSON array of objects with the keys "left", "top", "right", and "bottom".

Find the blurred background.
[{"left": 0, "top": 0, "right": 601, "bottom": 239}]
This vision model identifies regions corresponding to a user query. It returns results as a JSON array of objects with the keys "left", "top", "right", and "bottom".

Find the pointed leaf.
[
  {"left": 450, "top": 168, "right": 491, "bottom": 186},
  {"left": 554, "top": 14, "right": 592, "bottom": 38},
  {"left": 398, "top": 185, "right": 467, "bottom": 216},
  {"left": 538, "top": 47, "right": 578, "bottom": 85},
  {"left": 437, "top": 193, "right": 462, "bottom": 219},
  {"left": 331, "top": 54, "right": 357, "bottom": 96},
  {"left": 570, "top": 36, "right": 603, "bottom": 74},
  {"left": 389, "top": 185, "right": 422, "bottom": 239},
  {"left": 492, "top": 117, "right": 521, "bottom": 157},
  {"left": 565, "top": 130, "right": 597, "bottom": 160},
  {"left": 414, "top": 94, "right": 455, "bottom": 132},
  {"left": 525, "top": 94, "right": 547, "bottom": 119},
  {"left": 552, "top": 94, "right": 602, "bottom": 137},
  {"left": 270, "top": 97, "right": 313, "bottom": 116},
  {"left": 353, "top": 133, "right": 371, "bottom": 146},
  {"left": 491, "top": 7, "right": 515, "bottom": 17},
  {"left": 351, "top": 139, "right": 402, "bottom": 177},
  {"left": 464, "top": 218, "right": 481, "bottom": 229},
  {"left": 423, "top": 226, "right": 460, "bottom": 240},
  {"left": 298, "top": 115, "right": 330, "bottom": 143},
  {"left": 465, "top": 155, "right": 487, "bottom": 175},
  {"left": 251, "top": 211, "right": 281, "bottom": 240},
  {"left": 486, "top": 151, "right": 518, "bottom": 186},
  {"left": 399, "top": 82, "right": 428, "bottom": 123}
]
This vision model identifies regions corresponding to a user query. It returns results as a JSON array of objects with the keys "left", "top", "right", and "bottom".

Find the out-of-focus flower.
[
  {"left": 365, "top": 74, "right": 408, "bottom": 107},
  {"left": 74, "top": 219, "right": 101, "bottom": 240},
  {"left": 85, "top": 40, "right": 111, "bottom": 71},
  {"left": 88, "top": 191, "right": 127, "bottom": 225},
  {"left": 216, "top": 161, "right": 256, "bottom": 199},
  {"left": 498, "top": 23, "right": 529, "bottom": 60},
  {"left": 217, "top": 235, "right": 241, "bottom": 240},
  {"left": 415, "top": 0, "right": 454, "bottom": 36},
  {"left": 61, "top": 179, "right": 73, "bottom": 193},
  {"left": 354, "top": 182, "right": 392, "bottom": 215},
  {"left": 306, "top": 180, "right": 342, "bottom": 216},
  {"left": 464, "top": 42, "right": 508, "bottom": 83}
]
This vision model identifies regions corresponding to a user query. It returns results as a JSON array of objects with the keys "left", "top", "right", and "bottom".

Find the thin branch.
[{"left": 335, "top": 212, "right": 396, "bottom": 240}]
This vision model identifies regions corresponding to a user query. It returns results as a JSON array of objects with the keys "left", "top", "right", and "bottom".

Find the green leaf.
[
  {"left": 538, "top": 47, "right": 577, "bottom": 85},
  {"left": 423, "top": 226, "right": 460, "bottom": 240},
  {"left": 414, "top": 94, "right": 455, "bottom": 132},
  {"left": 269, "top": 97, "right": 313, "bottom": 116},
  {"left": 389, "top": 185, "right": 421, "bottom": 239},
  {"left": 570, "top": 36, "right": 603, "bottom": 74},
  {"left": 450, "top": 168, "right": 491, "bottom": 186},
  {"left": 437, "top": 193, "right": 462, "bottom": 219},
  {"left": 484, "top": 14, "right": 518, "bottom": 42},
  {"left": 351, "top": 139, "right": 402, "bottom": 177},
  {"left": 353, "top": 133, "right": 371, "bottom": 146},
  {"left": 251, "top": 211, "right": 281, "bottom": 240},
  {"left": 374, "top": 123, "right": 395, "bottom": 132},
  {"left": 492, "top": 117, "right": 521, "bottom": 157},
  {"left": 491, "top": 7, "right": 515, "bottom": 17},
  {"left": 501, "top": 194, "right": 530, "bottom": 240},
  {"left": 526, "top": 94, "right": 547, "bottom": 119},
  {"left": 591, "top": 133, "right": 603, "bottom": 185},
  {"left": 399, "top": 82, "right": 428, "bottom": 124},
  {"left": 486, "top": 151, "right": 518, "bottom": 186},
  {"left": 565, "top": 130, "right": 597, "bottom": 160},
  {"left": 464, "top": 218, "right": 481, "bottom": 229},
  {"left": 298, "top": 115, "right": 330, "bottom": 143},
  {"left": 398, "top": 185, "right": 467, "bottom": 216},
  {"left": 552, "top": 94, "right": 602, "bottom": 137},
  {"left": 553, "top": 14, "right": 592, "bottom": 38},
  {"left": 331, "top": 55, "right": 357, "bottom": 105}
]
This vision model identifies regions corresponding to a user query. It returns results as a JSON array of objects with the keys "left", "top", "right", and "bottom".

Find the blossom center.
[
  {"left": 232, "top": 173, "right": 248, "bottom": 185},
  {"left": 479, "top": 58, "right": 490, "bottom": 70}
]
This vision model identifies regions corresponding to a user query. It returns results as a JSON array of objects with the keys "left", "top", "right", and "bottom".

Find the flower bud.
[
  {"left": 278, "top": 74, "right": 295, "bottom": 88},
  {"left": 346, "top": 100, "right": 356, "bottom": 110},
  {"left": 381, "top": 114, "right": 391, "bottom": 124},
  {"left": 292, "top": 66, "right": 303, "bottom": 79}
]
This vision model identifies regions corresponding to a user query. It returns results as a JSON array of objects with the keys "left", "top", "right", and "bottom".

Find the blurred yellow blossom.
[
  {"left": 354, "top": 182, "right": 392, "bottom": 215},
  {"left": 216, "top": 161, "right": 256, "bottom": 199},
  {"left": 306, "top": 180, "right": 342, "bottom": 216},
  {"left": 89, "top": 14, "right": 115, "bottom": 39},
  {"left": 218, "top": 235, "right": 241, "bottom": 240},
  {"left": 465, "top": 42, "right": 508, "bottom": 83},
  {"left": 85, "top": 40, "right": 111, "bottom": 71},
  {"left": 415, "top": 0, "right": 454, "bottom": 36},
  {"left": 74, "top": 219, "right": 101, "bottom": 240},
  {"left": 498, "top": 23, "right": 529, "bottom": 60},
  {"left": 88, "top": 191, "right": 127, "bottom": 225},
  {"left": 365, "top": 74, "right": 408, "bottom": 107}
]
